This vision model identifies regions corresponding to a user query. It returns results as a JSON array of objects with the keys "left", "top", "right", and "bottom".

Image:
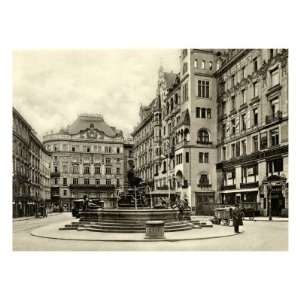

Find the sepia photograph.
[{"left": 12, "top": 48, "right": 289, "bottom": 251}]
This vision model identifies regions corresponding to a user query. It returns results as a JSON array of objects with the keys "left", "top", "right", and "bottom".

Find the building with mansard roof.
[{"left": 43, "top": 113, "right": 132, "bottom": 210}]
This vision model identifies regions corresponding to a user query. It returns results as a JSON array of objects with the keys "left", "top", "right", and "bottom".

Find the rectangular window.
[
  {"left": 72, "top": 146, "right": 75, "bottom": 152},
  {"left": 196, "top": 107, "right": 200, "bottom": 118},
  {"left": 197, "top": 80, "right": 209, "bottom": 98},
  {"left": 271, "top": 68, "right": 279, "bottom": 87},
  {"left": 73, "top": 178, "right": 78, "bottom": 185},
  {"left": 95, "top": 166, "right": 101, "bottom": 174},
  {"left": 105, "top": 157, "right": 111, "bottom": 164},
  {"left": 231, "top": 74, "right": 235, "bottom": 87},
  {"left": 204, "top": 152, "right": 209, "bottom": 163},
  {"left": 84, "top": 166, "right": 90, "bottom": 174},
  {"left": 84, "top": 178, "right": 89, "bottom": 185},
  {"left": 241, "top": 89, "right": 246, "bottom": 104},
  {"left": 231, "top": 119, "right": 236, "bottom": 135},
  {"left": 271, "top": 99, "right": 279, "bottom": 118},
  {"left": 252, "top": 135, "right": 259, "bottom": 152},
  {"left": 201, "top": 108, "right": 206, "bottom": 118},
  {"left": 63, "top": 190, "right": 67, "bottom": 196},
  {"left": 222, "top": 147, "right": 226, "bottom": 161},
  {"left": 270, "top": 128, "right": 279, "bottom": 146},
  {"left": 183, "top": 82, "right": 189, "bottom": 102},
  {"left": 105, "top": 146, "right": 111, "bottom": 153},
  {"left": 236, "top": 141, "right": 240, "bottom": 157},
  {"left": 253, "top": 82, "right": 258, "bottom": 98},
  {"left": 241, "top": 114, "right": 246, "bottom": 131},
  {"left": 253, "top": 108, "right": 258, "bottom": 126},
  {"left": 199, "top": 152, "right": 204, "bottom": 163},
  {"left": 231, "top": 95, "right": 235, "bottom": 110},
  {"left": 63, "top": 178, "right": 67, "bottom": 186},
  {"left": 207, "top": 108, "right": 211, "bottom": 119},
  {"left": 260, "top": 132, "right": 268, "bottom": 150},
  {"left": 62, "top": 164, "right": 68, "bottom": 173},
  {"left": 185, "top": 152, "right": 189, "bottom": 163},
  {"left": 116, "top": 147, "right": 120, "bottom": 154},
  {"left": 241, "top": 66, "right": 245, "bottom": 79},
  {"left": 116, "top": 168, "right": 120, "bottom": 175},
  {"left": 106, "top": 167, "right": 111, "bottom": 175},
  {"left": 96, "top": 179, "right": 100, "bottom": 185},
  {"left": 231, "top": 144, "right": 236, "bottom": 158},
  {"left": 106, "top": 179, "right": 111, "bottom": 186},
  {"left": 241, "top": 140, "right": 246, "bottom": 155},
  {"left": 253, "top": 58, "right": 258, "bottom": 72}
]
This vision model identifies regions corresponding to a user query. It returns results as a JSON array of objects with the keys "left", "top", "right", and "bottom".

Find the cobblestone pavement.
[{"left": 13, "top": 213, "right": 288, "bottom": 251}]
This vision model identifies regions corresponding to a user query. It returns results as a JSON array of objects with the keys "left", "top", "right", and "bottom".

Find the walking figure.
[{"left": 232, "top": 204, "right": 243, "bottom": 233}]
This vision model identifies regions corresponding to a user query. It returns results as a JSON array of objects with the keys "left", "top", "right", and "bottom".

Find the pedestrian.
[{"left": 232, "top": 204, "right": 243, "bottom": 233}]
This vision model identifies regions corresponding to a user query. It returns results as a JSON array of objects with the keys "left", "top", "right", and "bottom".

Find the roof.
[
  {"left": 65, "top": 114, "right": 122, "bottom": 137},
  {"left": 163, "top": 72, "right": 178, "bottom": 90}
]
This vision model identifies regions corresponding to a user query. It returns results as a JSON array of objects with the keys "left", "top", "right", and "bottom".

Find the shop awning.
[
  {"left": 220, "top": 188, "right": 258, "bottom": 194},
  {"left": 146, "top": 190, "right": 177, "bottom": 195}
]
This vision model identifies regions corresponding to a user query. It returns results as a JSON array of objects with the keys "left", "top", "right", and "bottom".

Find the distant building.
[
  {"left": 13, "top": 107, "right": 51, "bottom": 217},
  {"left": 43, "top": 114, "right": 131, "bottom": 210},
  {"left": 132, "top": 49, "right": 288, "bottom": 217}
]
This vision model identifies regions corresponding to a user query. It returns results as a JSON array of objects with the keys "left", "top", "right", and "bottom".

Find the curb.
[
  {"left": 13, "top": 213, "right": 65, "bottom": 222},
  {"left": 30, "top": 230, "right": 241, "bottom": 243}
]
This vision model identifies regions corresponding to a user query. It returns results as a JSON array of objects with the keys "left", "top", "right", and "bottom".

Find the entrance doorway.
[
  {"left": 271, "top": 191, "right": 284, "bottom": 216},
  {"left": 195, "top": 192, "right": 215, "bottom": 215}
]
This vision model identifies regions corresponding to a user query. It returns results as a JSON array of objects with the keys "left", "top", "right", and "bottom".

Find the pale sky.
[{"left": 13, "top": 49, "right": 180, "bottom": 139}]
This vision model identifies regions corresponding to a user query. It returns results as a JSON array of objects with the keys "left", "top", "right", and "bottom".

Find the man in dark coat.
[{"left": 232, "top": 204, "right": 243, "bottom": 233}]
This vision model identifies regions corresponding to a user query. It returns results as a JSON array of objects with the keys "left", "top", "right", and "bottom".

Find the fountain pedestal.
[{"left": 145, "top": 220, "right": 165, "bottom": 239}]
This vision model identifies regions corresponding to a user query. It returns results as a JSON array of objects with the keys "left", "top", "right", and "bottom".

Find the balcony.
[
  {"left": 221, "top": 184, "right": 236, "bottom": 190},
  {"left": 196, "top": 140, "right": 212, "bottom": 145},
  {"left": 157, "top": 185, "right": 169, "bottom": 190},
  {"left": 197, "top": 183, "right": 212, "bottom": 188},
  {"left": 240, "top": 182, "right": 259, "bottom": 189},
  {"left": 265, "top": 111, "right": 283, "bottom": 124},
  {"left": 50, "top": 172, "right": 60, "bottom": 177}
]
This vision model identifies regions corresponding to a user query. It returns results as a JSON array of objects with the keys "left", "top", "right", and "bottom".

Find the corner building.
[
  {"left": 132, "top": 49, "right": 288, "bottom": 217},
  {"left": 43, "top": 114, "right": 130, "bottom": 210},
  {"left": 216, "top": 49, "right": 288, "bottom": 217}
]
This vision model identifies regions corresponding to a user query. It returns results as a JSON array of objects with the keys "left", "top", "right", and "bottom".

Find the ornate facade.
[
  {"left": 13, "top": 107, "right": 51, "bottom": 217},
  {"left": 43, "top": 114, "right": 131, "bottom": 210},
  {"left": 132, "top": 49, "right": 288, "bottom": 216}
]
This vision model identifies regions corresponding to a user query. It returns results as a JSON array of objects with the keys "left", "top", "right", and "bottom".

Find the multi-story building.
[
  {"left": 13, "top": 107, "right": 51, "bottom": 217},
  {"left": 132, "top": 49, "right": 288, "bottom": 217},
  {"left": 43, "top": 113, "right": 128, "bottom": 210},
  {"left": 216, "top": 49, "right": 288, "bottom": 217}
]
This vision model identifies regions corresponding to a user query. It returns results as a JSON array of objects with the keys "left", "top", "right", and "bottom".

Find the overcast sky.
[{"left": 13, "top": 49, "right": 180, "bottom": 139}]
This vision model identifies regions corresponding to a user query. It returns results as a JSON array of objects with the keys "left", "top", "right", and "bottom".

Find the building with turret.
[{"left": 132, "top": 49, "right": 288, "bottom": 217}]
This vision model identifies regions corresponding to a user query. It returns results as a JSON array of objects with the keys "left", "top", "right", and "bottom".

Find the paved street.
[{"left": 13, "top": 213, "right": 288, "bottom": 251}]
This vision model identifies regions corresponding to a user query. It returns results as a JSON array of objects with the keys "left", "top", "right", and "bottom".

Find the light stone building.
[
  {"left": 13, "top": 107, "right": 51, "bottom": 217},
  {"left": 43, "top": 113, "right": 131, "bottom": 210},
  {"left": 132, "top": 49, "right": 288, "bottom": 216}
]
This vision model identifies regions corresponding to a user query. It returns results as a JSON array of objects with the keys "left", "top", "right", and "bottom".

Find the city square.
[
  {"left": 13, "top": 212, "right": 288, "bottom": 251},
  {"left": 13, "top": 49, "right": 288, "bottom": 251}
]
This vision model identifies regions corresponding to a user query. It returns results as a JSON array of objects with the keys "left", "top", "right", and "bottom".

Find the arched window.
[
  {"left": 199, "top": 174, "right": 210, "bottom": 187},
  {"left": 201, "top": 60, "right": 206, "bottom": 69},
  {"left": 170, "top": 98, "right": 174, "bottom": 111},
  {"left": 198, "top": 129, "right": 210, "bottom": 144}
]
